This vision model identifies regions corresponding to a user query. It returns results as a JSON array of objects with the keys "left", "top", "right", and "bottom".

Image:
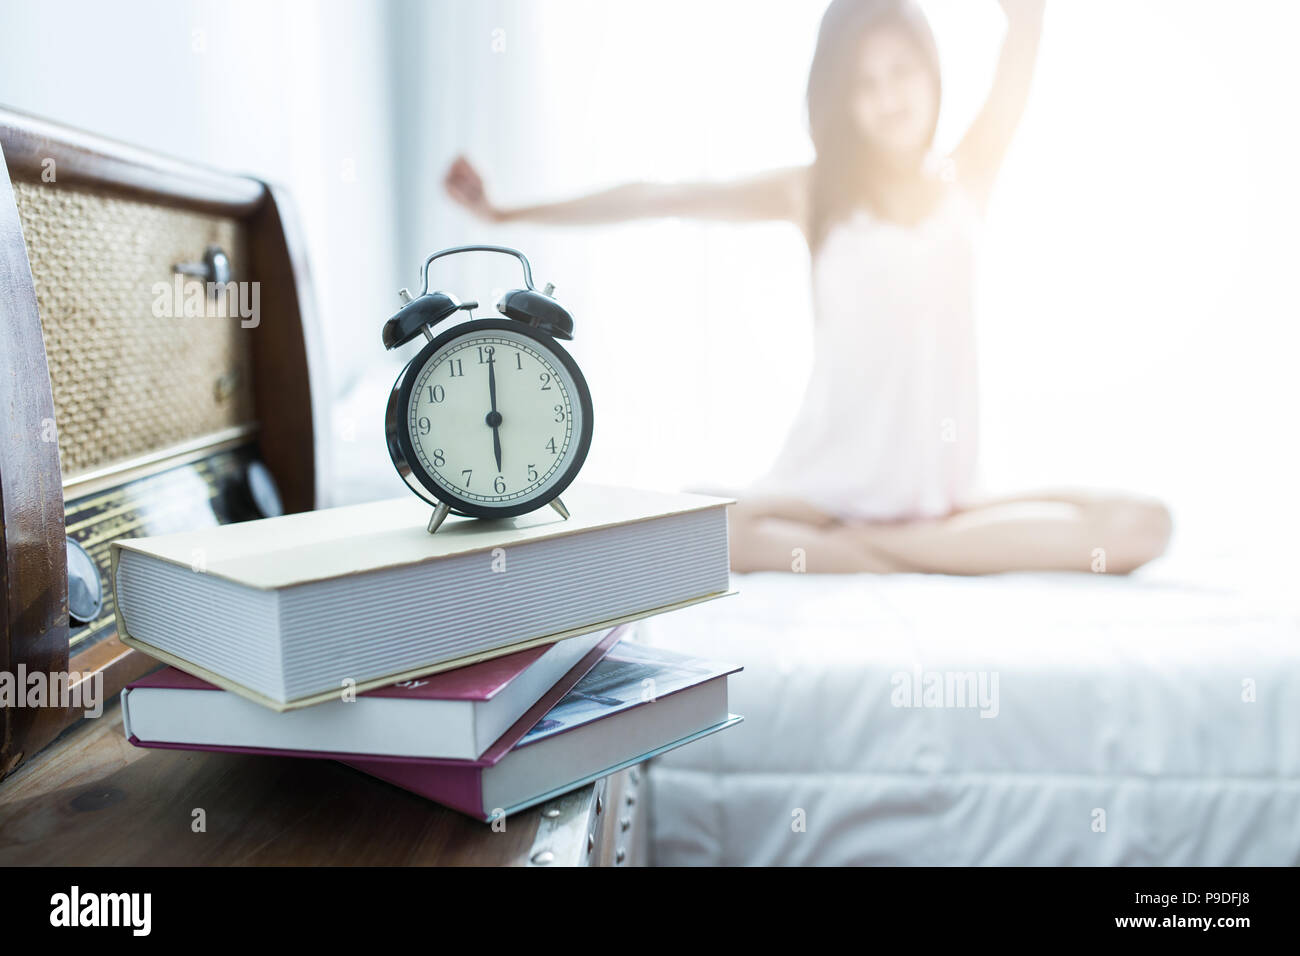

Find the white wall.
[
  {"left": 978, "top": 0, "right": 1300, "bottom": 545},
  {"left": 0, "top": 0, "right": 401, "bottom": 401}
]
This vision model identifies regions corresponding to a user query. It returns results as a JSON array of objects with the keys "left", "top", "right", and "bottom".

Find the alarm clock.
[{"left": 383, "top": 245, "right": 593, "bottom": 534}]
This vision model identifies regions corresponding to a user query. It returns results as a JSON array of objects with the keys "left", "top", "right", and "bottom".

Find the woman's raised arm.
[
  {"left": 952, "top": 0, "right": 1046, "bottom": 205},
  {"left": 444, "top": 156, "right": 808, "bottom": 228}
]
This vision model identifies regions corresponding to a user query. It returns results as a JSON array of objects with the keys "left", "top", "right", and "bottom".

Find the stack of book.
[{"left": 111, "top": 484, "right": 742, "bottom": 820}]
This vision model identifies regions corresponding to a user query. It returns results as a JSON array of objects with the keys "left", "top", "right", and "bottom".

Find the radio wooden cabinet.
[{"left": 0, "top": 106, "right": 328, "bottom": 779}]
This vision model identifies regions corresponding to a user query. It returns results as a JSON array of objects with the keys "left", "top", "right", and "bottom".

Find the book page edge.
[{"left": 116, "top": 589, "right": 737, "bottom": 713}]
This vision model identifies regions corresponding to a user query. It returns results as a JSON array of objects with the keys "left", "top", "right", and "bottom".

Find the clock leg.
[
  {"left": 427, "top": 501, "right": 452, "bottom": 534},
  {"left": 549, "top": 497, "right": 570, "bottom": 520}
]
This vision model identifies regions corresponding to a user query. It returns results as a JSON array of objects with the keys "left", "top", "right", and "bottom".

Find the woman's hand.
[
  {"left": 998, "top": 0, "right": 1046, "bottom": 19},
  {"left": 443, "top": 156, "right": 502, "bottom": 222}
]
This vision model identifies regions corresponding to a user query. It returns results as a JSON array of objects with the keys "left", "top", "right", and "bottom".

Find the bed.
[
  {"left": 327, "top": 380, "right": 1299, "bottom": 866},
  {"left": 637, "top": 552, "right": 1300, "bottom": 866}
]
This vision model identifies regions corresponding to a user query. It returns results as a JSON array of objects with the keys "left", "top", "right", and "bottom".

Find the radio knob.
[
  {"left": 216, "top": 460, "right": 284, "bottom": 522},
  {"left": 245, "top": 461, "right": 284, "bottom": 518},
  {"left": 66, "top": 537, "right": 103, "bottom": 627}
]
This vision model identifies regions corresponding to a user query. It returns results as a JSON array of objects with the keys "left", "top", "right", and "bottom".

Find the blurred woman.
[{"left": 445, "top": 0, "right": 1171, "bottom": 574}]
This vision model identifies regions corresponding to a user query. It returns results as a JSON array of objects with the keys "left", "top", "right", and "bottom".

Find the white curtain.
[
  {"left": 9, "top": 0, "right": 1295, "bottom": 538},
  {"left": 386, "top": 0, "right": 1300, "bottom": 548}
]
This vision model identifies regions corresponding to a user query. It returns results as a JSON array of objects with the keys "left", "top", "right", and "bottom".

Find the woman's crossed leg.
[{"left": 728, "top": 492, "right": 1172, "bottom": 575}]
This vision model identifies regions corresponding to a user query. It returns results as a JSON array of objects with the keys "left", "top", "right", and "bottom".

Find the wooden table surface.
[{"left": 0, "top": 704, "right": 641, "bottom": 866}]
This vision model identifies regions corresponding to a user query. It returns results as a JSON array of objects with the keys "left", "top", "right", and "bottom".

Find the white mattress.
[{"left": 638, "top": 555, "right": 1300, "bottom": 865}]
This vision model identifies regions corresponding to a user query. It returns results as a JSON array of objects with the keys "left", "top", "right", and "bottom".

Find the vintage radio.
[{"left": 0, "top": 107, "right": 327, "bottom": 778}]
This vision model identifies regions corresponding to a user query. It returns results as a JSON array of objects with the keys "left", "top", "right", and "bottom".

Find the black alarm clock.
[{"left": 383, "top": 245, "right": 593, "bottom": 534}]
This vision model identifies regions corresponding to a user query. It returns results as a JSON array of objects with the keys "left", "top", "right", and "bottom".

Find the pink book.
[
  {"left": 123, "top": 628, "right": 619, "bottom": 761},
  {"left": 127, "top": 635, "right": 742, "bottom": 820},
  {"left": 345, "top": 641, "right": 742, "bottom": 819}
]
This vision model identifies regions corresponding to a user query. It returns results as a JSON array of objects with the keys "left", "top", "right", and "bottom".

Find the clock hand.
[{"left": 487, "top": 352, "right": 503, "bottom": 473}]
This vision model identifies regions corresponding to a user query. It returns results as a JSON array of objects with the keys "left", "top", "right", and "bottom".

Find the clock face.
[{"left": 394, "top": 321, "right": 592, "bottom": 516}]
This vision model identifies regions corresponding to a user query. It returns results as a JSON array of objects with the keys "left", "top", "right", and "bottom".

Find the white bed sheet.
[{"left": 638, "top": 555, "right": 1300, "bottom": 865}]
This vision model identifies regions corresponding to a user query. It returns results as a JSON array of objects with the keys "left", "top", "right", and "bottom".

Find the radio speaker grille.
[{"left": 12, "top": 181, "right": 255, "bottom": 479}]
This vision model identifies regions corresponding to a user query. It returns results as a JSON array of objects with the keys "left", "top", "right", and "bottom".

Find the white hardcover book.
[{"left": 111, "top": 484, "right": 732, "bottom": 709}]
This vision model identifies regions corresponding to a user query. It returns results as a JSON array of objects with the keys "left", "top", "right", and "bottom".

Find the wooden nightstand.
[
  {"left": 0, "top": 110, "right": 652, "bottom": 867},
  {"left": 0, "top": 702, "right": 646, "bottom": 866}
]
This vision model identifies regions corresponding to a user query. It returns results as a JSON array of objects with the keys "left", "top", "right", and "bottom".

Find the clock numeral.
[
  {"left": 493, "top": 475, "right": 506, "bottom": 494},
  {"left": 527, "top": 464, "right": 539, "bottom": 482},
  {"left": 417, "top": 416, "right": 431, "bottom": 436},
  {"left": 515, "top": 352, "right": 523, "bottom": 371},
  {"left": 554, "top": 404, "right": 566, "bottom": 423},
  {"left": 539, "top": 372, "right": 552, "bottom": 391},
  {"left": 461, "top": 469, "right": 472, "bottom": 487},
  {"left": 447, "top": 359, "right": 464, "bottom": 378},
  {"left": 432, "top": 448, "right": 445, "bottom": 467},
  {"left": 427, "top": 385, "right": 445, "bottom": 403},
  {"left": 545, "top": 438, "right": 557, "bottom": 455},
  {"left": 478, "top": 346, "right": 495, "bottom": 364}
]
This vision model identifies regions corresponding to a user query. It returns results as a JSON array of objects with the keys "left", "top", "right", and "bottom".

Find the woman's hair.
[{"left": 806, "top": 0, "right": 942, "bottom": 250}]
